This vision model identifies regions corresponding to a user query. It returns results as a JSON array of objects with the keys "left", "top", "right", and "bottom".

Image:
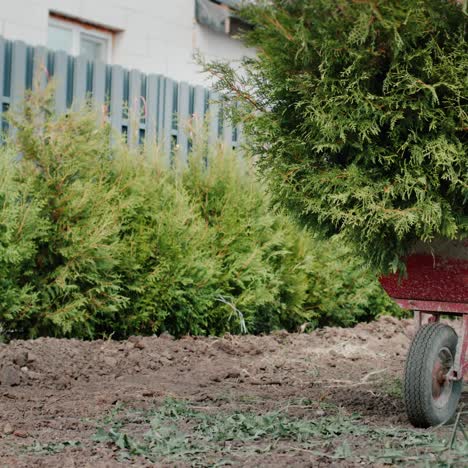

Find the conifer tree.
[{"left": 203, "top": 0, "right": 467, "bottom": 272}]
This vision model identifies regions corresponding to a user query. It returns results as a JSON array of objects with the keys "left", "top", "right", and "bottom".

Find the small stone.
[
  {"left": 13, "top": 430, "right": 28, "bottom": 438},
  {"left": 20, "top": 366, "right": 29, "bottom": 372},
  {"left": 315, "top": 409, "right": 326, "bottom": 417},
  {"left": 3, "top": 423, "right": 14, "bottom": 435}
]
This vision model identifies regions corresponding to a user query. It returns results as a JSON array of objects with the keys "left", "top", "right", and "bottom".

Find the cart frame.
[{"left": 380, "top": 239, "right": 468, "bottom": 427}]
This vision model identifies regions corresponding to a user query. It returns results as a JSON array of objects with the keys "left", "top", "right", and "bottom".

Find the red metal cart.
[{"left": 380, "top": 239, "right": 468, "bottom": 428}]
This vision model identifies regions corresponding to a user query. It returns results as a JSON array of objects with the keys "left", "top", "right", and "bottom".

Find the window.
[{"left": 47, "top": 14, "right": 112, "bottom": 63}]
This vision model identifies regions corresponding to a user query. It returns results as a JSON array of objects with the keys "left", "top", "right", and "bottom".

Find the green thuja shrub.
[
  {"left": 202, "top": 0, "right": 467, "bottom": 273},
  {"left": 180, "top": 134, "right": 398, "bottom": 333},
  {"left": 0, "top": 88, "right": 398, "bottom": 339},
  {"left": 5, "top": 91, "right": 126, "bottom": 337},
  {"left": 110, "top": 149, "right": 220, "bottom": 337},
  {"left": 0, "top": 151, "right": 49, "bottom": 337},
  {"left": 183, "top": 139, "right": 306, "bottom": 334}
]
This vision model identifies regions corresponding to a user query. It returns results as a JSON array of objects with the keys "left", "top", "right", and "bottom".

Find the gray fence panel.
[
  {"left": 194, "top": 85, "right": 205, "bottom": 119},
  {"left": 54, "top": 51, "right": 68, "bottom": 114},
  {"left": 93, "top": 61, "right": 106, "bottom": 109},
  {"left": 10, "top": 41, "right": 27, "bottom": 110},
  {"left": 0, "top": 35, "right": 237, "bottom": 155},
  {"left": 236, "top": 123, "right": 243, "bottom": 148},
  {"left": 163, "top": 78, "right": 174, "bottom": 157},
  {"left": 193, "top": 85, "right": 205, "bottom": 135},
  {"left": 128, "top": 69, "right": 141, "bottom": 147},
  {"left": 178, "top": 81, "right": 190, "bottom": 163},
  {"left": 110, "top": 65, "right": 124, "bottom": 133},
  {"left": 73, "top": 55, "right": 87, "bottom": 109},
  {"left": 208, "top": 91, "right": 220, "bottom": 145},
  {"left": 9, "top": 41, "right": 27, "bottom": 136},
  {"left": 157, "top": 76, "right": 165, "bottom": 140},
  {"left": 223, "top": 118, "right": 233, "bottom": 149},
  {"left": 33, "top": 46, "right": 48, "bottom": 91},
  {"left": 146, "top": 74, "right": 159, "bottom": 143}
]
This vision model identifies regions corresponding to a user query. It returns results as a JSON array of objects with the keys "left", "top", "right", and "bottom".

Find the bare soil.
[{"left": 0, "top": 316, "right": 467, "bottom": 467}]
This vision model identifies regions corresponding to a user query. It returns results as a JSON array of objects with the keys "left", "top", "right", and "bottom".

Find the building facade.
[{"left": 0, "top": 0, "right": 251, "bottom": 85}]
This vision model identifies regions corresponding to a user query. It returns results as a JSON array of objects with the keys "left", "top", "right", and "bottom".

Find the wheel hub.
[{"left": 432, "top": 347, "right": 454, "bottom": 409}]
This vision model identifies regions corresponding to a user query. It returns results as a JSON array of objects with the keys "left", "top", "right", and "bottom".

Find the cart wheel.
[{"left": 404, "top": 323, "right": 462, "bottom": 428}]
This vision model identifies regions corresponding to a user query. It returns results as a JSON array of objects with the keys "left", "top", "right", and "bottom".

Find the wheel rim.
[{"left": 431, "top": 346, "right": 454, "bottom": 409}]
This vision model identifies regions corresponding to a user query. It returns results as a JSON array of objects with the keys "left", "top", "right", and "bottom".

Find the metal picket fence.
[{"left": 0, "top": 36, "right": 240, "bottom": 160}]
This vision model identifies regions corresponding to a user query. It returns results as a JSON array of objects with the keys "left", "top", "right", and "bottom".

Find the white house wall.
[{"left": 0, "top": 0, "right": 252, "bottom": 85}]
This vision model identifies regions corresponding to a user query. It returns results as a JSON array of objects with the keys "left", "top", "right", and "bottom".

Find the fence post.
[
  {"left": 163, "top": 78, "right": 174, "bottom": 160},
  {"left": 177, "top": 81, "right": 190, "bottom": 164},
  {"left": 223, "top": 115, "right": 233, "bottom": 150},
  {"left": 146, "top": 74, "right": 159, "bottom": 144},
  {"left": 237, "top": 123, "right": 243, "bottom": 148},
  {"left": 54, "top": 50, "right": 68, "bottom": 114},
  {"left": 10, "top": 41, "right": 27, "bottom": 110},
  {"left": 157, "top": 76, "right": 165, "bottom": 143},
  {"left": 93, "top": 61, "right": 106, "bottom": 121},
  {"left": 110, "top": 65, "right": 124, "bottom": 135},
  {"left": 73, "top": 55, "right": 87, "bottom": 109},
  {"left": 128, "top": 69, "right": 141, "bottom": 148},
  {"left": 208, "top": 91, "right": 220, "bottom": 146},
  {"left": 194, "top": 85, "right": 205, "bottom": 129},
  {"left": 32, "top": 46, "right": 48, "bottom": 91},
  {"left": 9, "top": 41, "right": 27, "bottom": 137}
]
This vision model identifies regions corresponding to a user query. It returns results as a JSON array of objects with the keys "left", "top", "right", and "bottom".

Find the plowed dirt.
[{"left": 0, "top": 316, "right": 466, "bottom": 467}]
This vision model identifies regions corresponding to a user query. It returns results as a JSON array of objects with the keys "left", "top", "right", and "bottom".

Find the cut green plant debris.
[
  {"left": 24, "top": 441, "right": 81, "bottom": 455},
  {"left": 90, "top": 399, "right": 468, "bottom": 465}
]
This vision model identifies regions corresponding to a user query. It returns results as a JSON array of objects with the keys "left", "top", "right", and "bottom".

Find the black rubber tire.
[{"left": 404, "top": 323, "right": 462, "bottom": 428}]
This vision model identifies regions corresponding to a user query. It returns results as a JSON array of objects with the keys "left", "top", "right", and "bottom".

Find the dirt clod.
[
  {"left": 3, "top": 423, "right": 13, "bottom": 435},
  {"left": 12, "top": 351, "right": 29, "bottom": 367},
  {"left": 0, "top": 365, "right": 22, "bottom": 386},
  {"left": 134, "top": 340, "right": 145, "bottom": 350}
]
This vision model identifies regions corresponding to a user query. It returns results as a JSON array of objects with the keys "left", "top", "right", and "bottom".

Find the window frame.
[{"left": 48, "top": 16, "right": 113, "bottom": 63}]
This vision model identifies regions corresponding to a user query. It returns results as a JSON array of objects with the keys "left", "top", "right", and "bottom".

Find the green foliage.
[
  {"left": 25, "top": 441, "right": 81, "bottom": 455},
  {"left": 202, "top": 0, "right": 468, "bottom": 273},
  {"left": 91, "top": 398, "right": 467, "bottom": 465},
  {"left": 0, "top": 150, "right": 48, "bottom": 335},
  {"left": 0, "top": 89, "right": 397, "bottom": 338},
  {"left": 110, "top": 149, "right": 220, "bottom": 337},
  {"left": 6, "top": 91, "right": 126, "bottom": 338}
]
